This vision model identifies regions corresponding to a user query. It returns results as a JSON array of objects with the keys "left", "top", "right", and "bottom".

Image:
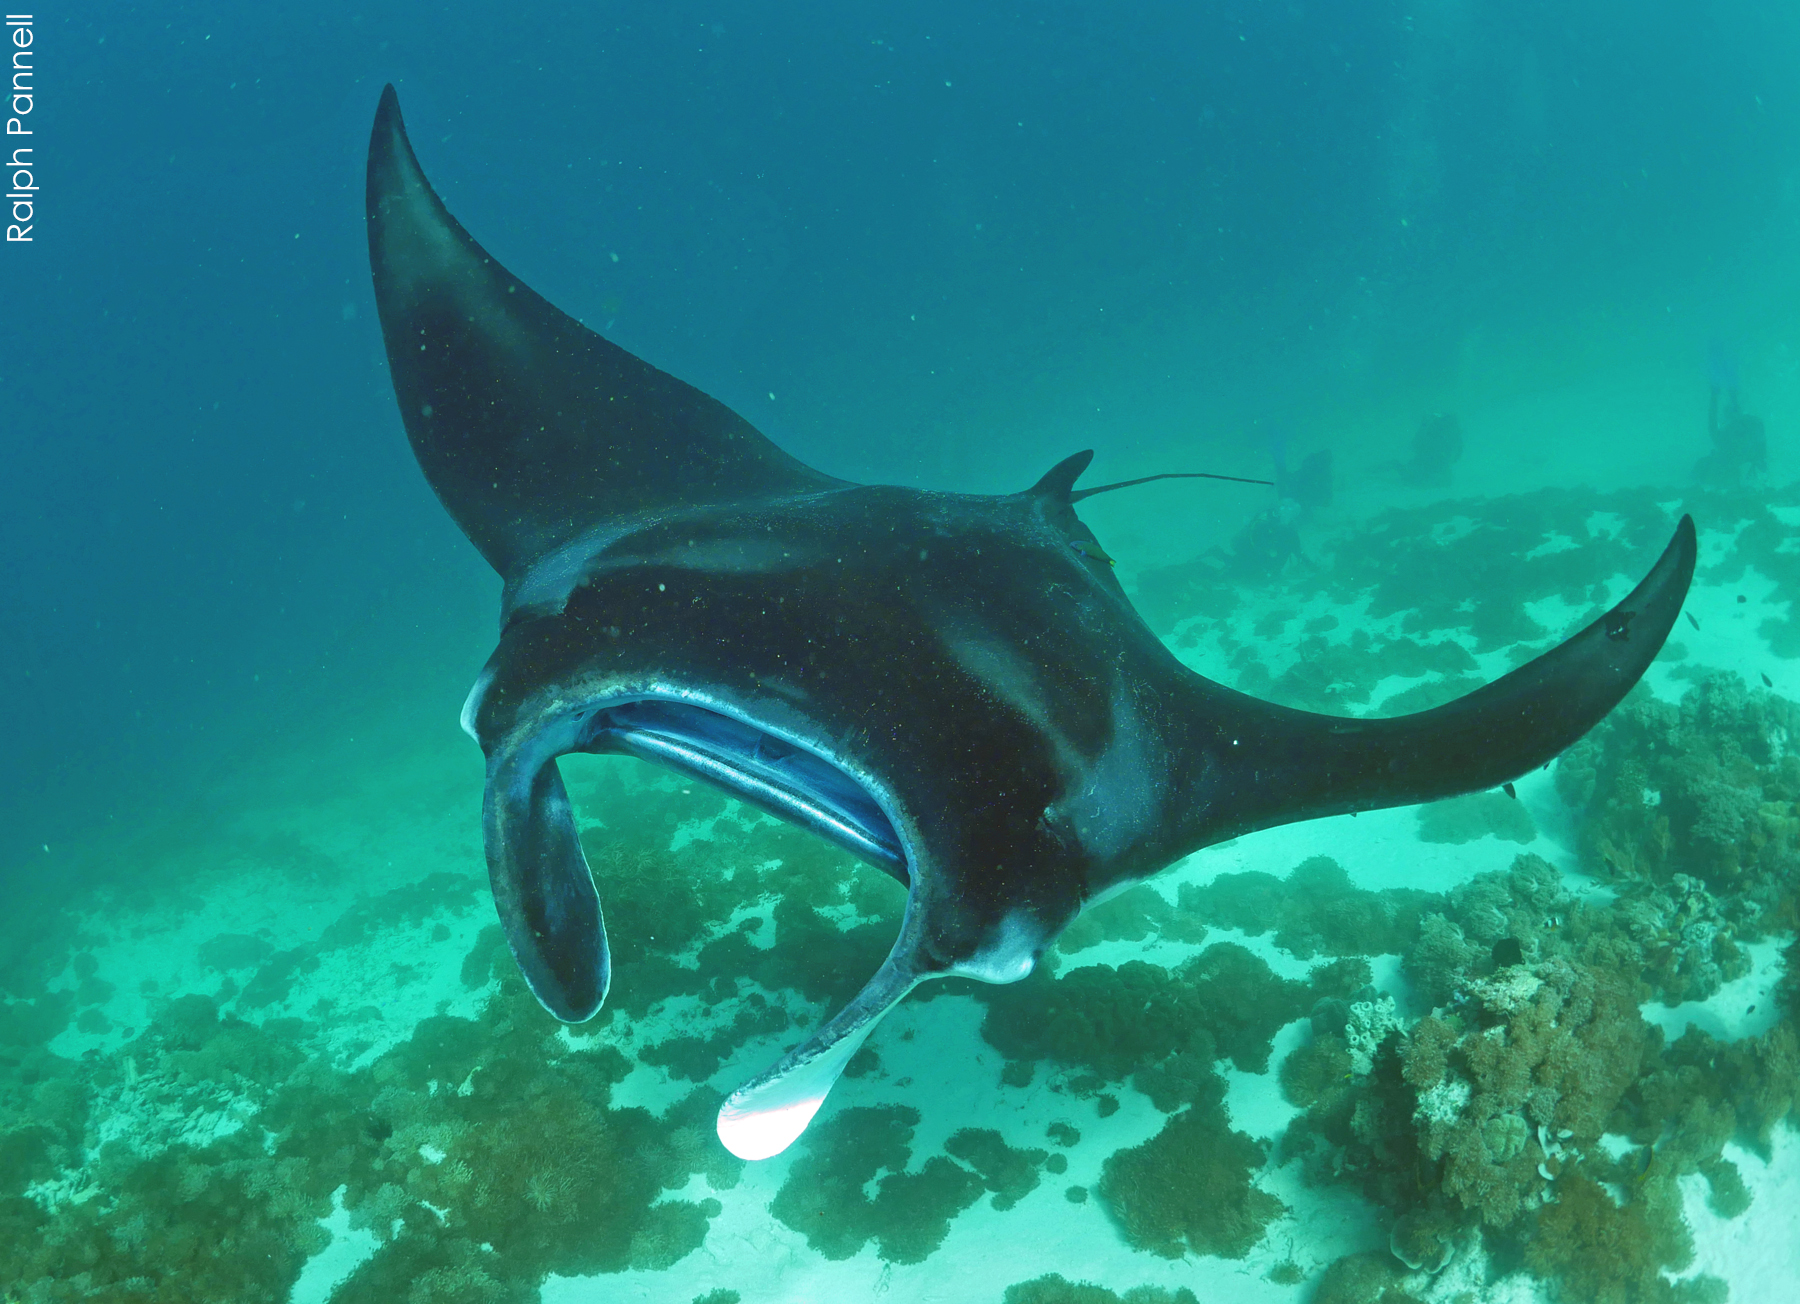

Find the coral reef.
[
  {"left": 1308, "top": 1252, "right": 1423, "bottom": 1304},
  {"left": 1287, "top": 830, "right": 1800, "bottom": 1304},
  {"left": 1524, "top": 1169, "right": 1724, "bottom": 1304},
  {"left": 0, "top": 933, "right": 742, "bottom": 1300},
  {"left": 14, "top": 487, "right": 1800, "bottom": 1298},
  {"left": 1559, "top": 672, "right": 1800, "bottom": 941}
]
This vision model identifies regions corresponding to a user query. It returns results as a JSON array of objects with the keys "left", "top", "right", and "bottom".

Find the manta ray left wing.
[
  {"left": 366, "top": 85, "right": 842, "bottom": 582},
  {"left": 368, "top": 86, "right": 846, "bottom": 1026}
]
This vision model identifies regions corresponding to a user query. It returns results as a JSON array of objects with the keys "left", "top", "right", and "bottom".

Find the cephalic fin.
[{"left": 716, "top": 957, "right": 919, "bottom": 1159}]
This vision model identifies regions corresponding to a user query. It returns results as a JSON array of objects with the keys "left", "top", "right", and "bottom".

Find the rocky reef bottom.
[{"left": 1, "top": 488, "right": 1796, "bottom": 1303}]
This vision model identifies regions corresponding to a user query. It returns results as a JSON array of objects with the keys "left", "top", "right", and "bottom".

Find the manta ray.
[{"left": 364, "top": 86, "right": 1696, "bottom": 1160}]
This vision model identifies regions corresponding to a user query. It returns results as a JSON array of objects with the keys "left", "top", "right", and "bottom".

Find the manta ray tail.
[{"left": 1204, "top": 514, "right": 1697, "bottom": 838}]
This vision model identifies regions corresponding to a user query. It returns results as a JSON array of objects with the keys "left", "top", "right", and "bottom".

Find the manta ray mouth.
[{"left": 583, "top": 699, "right": 908, "bottom": 881}]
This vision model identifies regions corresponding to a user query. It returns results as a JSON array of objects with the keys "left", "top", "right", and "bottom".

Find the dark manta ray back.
[{"left": 364, "top": 87, "right": 1696, "bottom": 1160}]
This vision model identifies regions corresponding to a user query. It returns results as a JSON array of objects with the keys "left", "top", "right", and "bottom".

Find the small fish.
[
  {"left": 1748, "top": 1004, "right": 1757, "bottom": 1014},
  {"left": 1069, "top": 538, "right": 1116, "bottom": 567},
  {"left": 1763, "top": 673, "right": 1774, "bottom": 688},
  {"left": 1738, "top": 594, "right": 1747, "bottom": 604},
  {"left": 1686, "top": 612, "right": 1700, "bottom": 631},
  {"left": 1503, "top": 781, "right": 1517, "bottom": 799}
]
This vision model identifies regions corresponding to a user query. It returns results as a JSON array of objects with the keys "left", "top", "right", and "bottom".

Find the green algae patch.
[
  {"left": 237, "top": 874, "right": 484, "bottom": 1012},
  {"left": 237, "top": 945, "right": 320, "bottom": 1010},
  {"left": 1179, "top": 856, "right": 1439, "bottom": 961},
  {"left": 639, "top": 993, "right": 790, "bottom": 1081},
  {"left": 1309, "top": 1252, "right": 1424, "bottom": 1304},
  {"left": 0, "top": 990, "right": 76, "bottom": 1052},
  {"left": 768, "top": 1105, "right": 982, "bottom": 1263},
  {"left": 1097, "top": 1099, "right": 1284, "bottom": 1259},
  {"left": 943, "top": 1127, "right": 1049, "bottom": 1210},
  {"left": 1266, "top": 1258, "right": 1304, "bottom": 1285},
  {"left": 1053, "top": 884, "right": 1208, "bottom": 955},
  {"left": 1524, "top": 1168, "right": 1713, "bottom": 1304},
  {"left": 197, "top": 932, "right": 274, "bottom": 972},
  {"left": 317, "top": 872, "right": 483, "bottom": 951},
  {"left": 1002, "top": 1275, "right": 1200, "bottom": 1304},
  {"left": 1280, "top": 1033, "right": 1353, "bottom": 1108},
  {"left": 1416, "top": 791, "right": 1538, "bottom": 845},
  {"left": 7, "top": 1130, "right": 332, "bottom": 1304},
  {"left": 980, "top": 941, "right": 1319, "bottom": 1096},
  {"left": 1698, "top": 1154, "right": 1751, "bottom": 1218}
]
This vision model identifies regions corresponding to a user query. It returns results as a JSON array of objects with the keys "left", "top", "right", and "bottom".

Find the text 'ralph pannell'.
[{"left": 7, "top": 13, "right": 33, "bottom": 243}]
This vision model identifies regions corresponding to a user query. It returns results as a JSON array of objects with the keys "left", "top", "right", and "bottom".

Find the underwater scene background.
[{"left": 4, "top": 2, "right": 1800, "bottom": 1301}]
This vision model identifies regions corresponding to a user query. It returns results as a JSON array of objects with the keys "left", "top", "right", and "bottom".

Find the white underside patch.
[
  {"left": 715, "top": 1020, "right": 881, "bottom": 1160},
  {"left": 459, "top": 665, "right": 495, "bottom": 742}
]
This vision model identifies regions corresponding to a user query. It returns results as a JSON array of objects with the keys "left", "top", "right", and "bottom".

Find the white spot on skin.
[
  {"left": 504, "top": 520, "right": 833, "bottom": 621},
  {"left": 460, "top": 665, "right": 496, "bottom": 742},
  {"left": 952, "top": 909, "right": 1044, "bottom": 984},
  {"left": 1061, "top": 681, "right": 1159, "bottom": 861}
]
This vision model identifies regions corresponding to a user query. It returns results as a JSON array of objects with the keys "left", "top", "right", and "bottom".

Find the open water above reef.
[{"left": 5, "top": 482, "right": 1800, "bottom": 1303}]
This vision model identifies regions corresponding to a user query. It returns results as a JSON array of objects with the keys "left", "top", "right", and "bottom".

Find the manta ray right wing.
[{"left": 1190, "top": 515, "right": 1698, "bottom": 839}]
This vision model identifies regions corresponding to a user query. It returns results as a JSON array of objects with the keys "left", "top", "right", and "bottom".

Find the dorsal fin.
[
  {"left": 1027, "top": 450, "right": 1095, "bottom": 502},
  {"left": 366, "top": 86, "right": 841, "bottom": 579}
]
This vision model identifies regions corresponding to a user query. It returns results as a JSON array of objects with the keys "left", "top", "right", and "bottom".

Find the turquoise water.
[{"left": 5, "top": 5, "right": 1800, "bottom": 1301}]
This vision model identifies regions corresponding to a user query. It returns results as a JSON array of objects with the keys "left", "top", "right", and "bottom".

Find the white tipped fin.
[
  {"left": 717, "top": 1037, "right": 862, "bottom": 1161},
  {"left": 716, "top": 959, "right": 917, "bottom": 1160},
  {"left": 460, "top": 664, "right": 496, "bottom": 742}
]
